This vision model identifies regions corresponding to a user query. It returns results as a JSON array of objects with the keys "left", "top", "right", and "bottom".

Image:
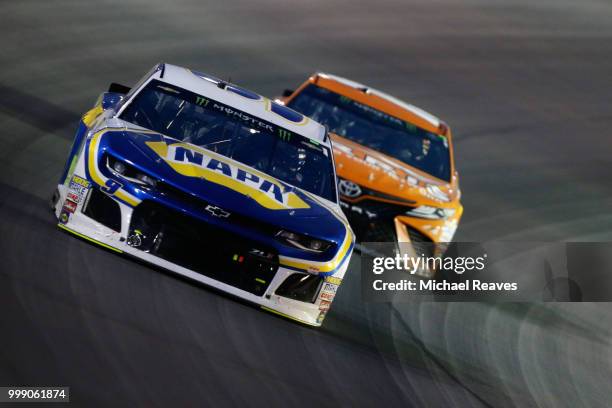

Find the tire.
[{"left": 50, "top": 187, "right": 60, "bottom": 212}]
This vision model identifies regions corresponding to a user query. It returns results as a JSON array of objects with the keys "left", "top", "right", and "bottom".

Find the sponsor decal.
[
  {"left": 365, "top": 155, "right": 395, "bottom": 174},
  {"left": 322, "top": 282, "right": 338, "bottom": 295},
  {"left": 420, "top": 185, "right": 450, "bottom": 203},
  {"left": 59, "top": 208, "right": 70, "bottom": 224},
  {"left": 320, "top": 283, "right": 337, "bottom": 301},
  {"left": 325, "top": 276, "right": 342, "bottom": 285},
  {"left": 317, "top": 299, "right": 332, "bottom": 324},
  {"left": 69, "top": 175, "right": 90, "bottom": 200},
  {"left": 340, "top": 201, "right": 377, "bottom": 219},
  {"left": 278, "top": 128, "right": 292, "bottom": 141},
  {"left": 67, "top": 192, "right": 80, "bottom": 203},
  {"left": 320, "top": 292, "right": 334, "bottom": 301},
  {"left": 63, "top": 199, "right": 77, "bottom": 213},
  {"left": 210, "top": 102, "right": 274, "bottom": 132},
  {"left": 71, "top": 175, "right": 90, "bottom": 188},
  {"left": 146, "top": 140, "right": 310, "bottom": 211}
]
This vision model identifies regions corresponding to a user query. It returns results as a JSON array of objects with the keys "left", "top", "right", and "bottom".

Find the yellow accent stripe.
[
  {"left": 260, "top": 306, "right": 317, "bottom": 326},
  {"left": 115, "top": 190, "right": 140, "bottom": 206},
  {"left": 58, "top": 224, "right": 123, "bottom": 253},
  {"left": 171, "top": 162, "right": 306, "bottom": 210},
  {"left": 146, "top": 140, "right": 309, "bottom": 210},
  {"left": 88, "top": 130, "right": 109, "bottom": 183}
]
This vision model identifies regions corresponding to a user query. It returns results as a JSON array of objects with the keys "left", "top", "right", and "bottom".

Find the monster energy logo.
[
  {"left": 195, "top": 96, "right": 210, "bottom": 107},
  {"left": 278, "top": 128, "right": 292, "bottom": 141},
  {"left": 404, "top": 122, "right": 417, "bottom": 132}
]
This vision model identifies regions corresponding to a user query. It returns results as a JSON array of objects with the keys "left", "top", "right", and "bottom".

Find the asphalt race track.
[{"left": 2, "top": 1, "right": 612, "bottom": 406}]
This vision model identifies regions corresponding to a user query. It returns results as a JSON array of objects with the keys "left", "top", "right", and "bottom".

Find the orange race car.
[{"left": 278, "top": 73, "right": 462, "bottom": 269}]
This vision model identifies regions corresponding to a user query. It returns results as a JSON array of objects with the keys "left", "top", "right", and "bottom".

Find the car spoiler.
[{"left": 108, "top": 83, "right": 131, "bottom": 95}]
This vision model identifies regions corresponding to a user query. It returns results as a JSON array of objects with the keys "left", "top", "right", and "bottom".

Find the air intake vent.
[{"left": 82, "top": 188, "right": 122, "bottom": 232}]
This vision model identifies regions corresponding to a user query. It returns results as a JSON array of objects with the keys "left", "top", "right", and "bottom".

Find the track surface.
[{"left": 2, "top": 0, "right": 612, "bottom": 406}]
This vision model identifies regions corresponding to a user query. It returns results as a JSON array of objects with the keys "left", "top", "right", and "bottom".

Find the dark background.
[{"left": 1, "top": 0, "right": 611, "bottom": 406}]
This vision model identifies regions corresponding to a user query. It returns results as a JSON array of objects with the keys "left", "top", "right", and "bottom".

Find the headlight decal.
[
  {"left": 86, "top": 128, "right": 142, "bottom": 207},
  {"left": 276, "top": 230, "right": 332, "bottom": 253},
  {"left": 405, "top": 205, "right": 455, "bottom": 219},
  {"left": 278, "top": 189, "right": 354, "bottom": 275},
  {"left": 106, "top": 155, "right": 157, "bottom": 189}
]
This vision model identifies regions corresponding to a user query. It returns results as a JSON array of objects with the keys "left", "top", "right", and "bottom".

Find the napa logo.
[{"left": 146, "top": 141, "right": 310, "bottom": 210}]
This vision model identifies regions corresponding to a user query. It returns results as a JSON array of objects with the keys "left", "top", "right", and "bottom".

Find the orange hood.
[{"left": 331, "top": 133, "right": 460, "bottom": 206}]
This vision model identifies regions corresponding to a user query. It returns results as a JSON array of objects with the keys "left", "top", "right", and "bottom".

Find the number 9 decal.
[{"left": 101, "top": 179, "right": 122, "bottom": 195}]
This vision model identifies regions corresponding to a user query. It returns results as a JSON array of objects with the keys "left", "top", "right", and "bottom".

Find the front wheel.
[{"left": 50, "top": 187, "right": 60, "bottom": 213}]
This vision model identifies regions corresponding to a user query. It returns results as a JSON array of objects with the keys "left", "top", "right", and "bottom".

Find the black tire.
[{"left": 50, "top": 187, "right": 60, "bottom": 212}]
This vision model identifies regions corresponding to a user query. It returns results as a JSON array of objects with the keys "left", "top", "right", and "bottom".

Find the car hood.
[
  {"left": 94, "top": 127, "right": 348, "bottom": 243},
  {"left": 330, "top": 133, "right": 459, "bottom": 205}
]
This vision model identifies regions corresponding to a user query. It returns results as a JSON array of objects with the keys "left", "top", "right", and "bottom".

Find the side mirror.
[
  {"left": 108, "top": 82, "right": 131, "bottom": 95},
  {"left": 281, "top": 89, "right": 294, "bottom": 97}
]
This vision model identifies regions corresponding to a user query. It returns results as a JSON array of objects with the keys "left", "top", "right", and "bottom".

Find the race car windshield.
[
  {"left": 120, "top": 80, "right": 337, "bottom": 201},
  {"left": 288, "top": 85, "right": 451, "bottom": 181}
]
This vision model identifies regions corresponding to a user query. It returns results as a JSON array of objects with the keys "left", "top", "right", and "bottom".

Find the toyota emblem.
[{"left": 338, "top": 179, "right": 362, "bottom": 198}]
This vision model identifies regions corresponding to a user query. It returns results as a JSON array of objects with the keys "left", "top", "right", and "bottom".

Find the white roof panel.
[
  {"left": 152, "top": 64, "right": 328, "bottom": 144},
  {"left": 317, "top": 72, "right": 441, "bottom": 128}
]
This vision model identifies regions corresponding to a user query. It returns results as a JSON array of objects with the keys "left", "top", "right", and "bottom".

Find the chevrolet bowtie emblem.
[{"left": 205, "top": 205, "right": 230, "bottom": 218}]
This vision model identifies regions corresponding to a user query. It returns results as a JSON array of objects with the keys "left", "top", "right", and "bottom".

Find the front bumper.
[
  {"left": 55, "top": 182, "right": 347, "bottom": 327},
  {"left": 340, "top": 197, "right": 462, "bottom": 244},
  {"left": 340, "top": 195, "right": 463, "bottom": 277}
]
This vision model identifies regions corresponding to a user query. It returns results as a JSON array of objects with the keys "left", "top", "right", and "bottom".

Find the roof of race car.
[
  {"left": 315, "top": 72, "right": 441, "bottom": 128},
  {"left": 150, "top": 64, "right": 328, "bottom": 144}
]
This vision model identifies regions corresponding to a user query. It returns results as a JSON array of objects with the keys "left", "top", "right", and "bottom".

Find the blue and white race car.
[{"left": 53, "top": 63, "right": 354, "bottom": 326}]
